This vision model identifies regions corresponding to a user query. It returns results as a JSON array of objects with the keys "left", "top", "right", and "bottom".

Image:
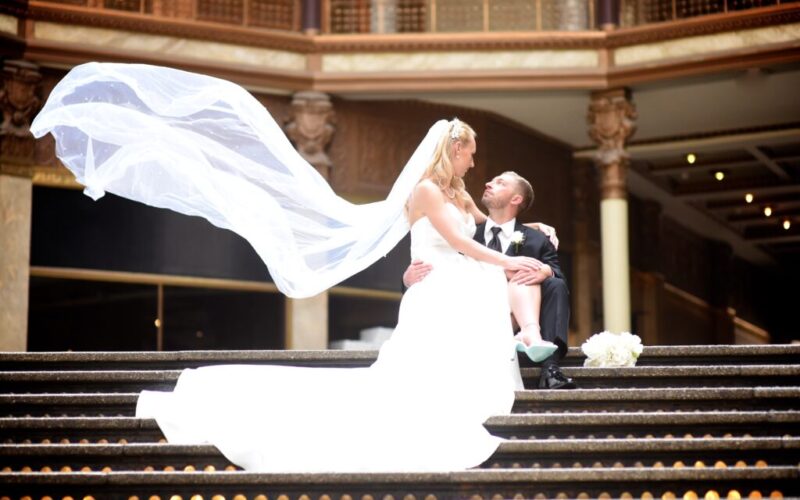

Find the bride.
[{"left": 31, "top": 63, "right": 544, "bottom": 472}]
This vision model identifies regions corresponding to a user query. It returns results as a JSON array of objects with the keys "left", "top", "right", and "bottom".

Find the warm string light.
[
  {"left": 764, "top": 206, "right": 772, "bottom": 217},
  {"left": 784, "top": 219, "right": 792, "bottom": 230},
  {"left": 714, "top": 171, "right": 725, "bottom": 181},
  {"left": 686, "top": 153, "right": 696, "bottom": 164},
  {"left": 744, "top": 193, "right": 753, "bottom": 203}
]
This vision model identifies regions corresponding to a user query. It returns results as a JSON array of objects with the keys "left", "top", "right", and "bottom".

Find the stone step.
[
  {"left": 486, "top": 436, "right": 800, "bottom": 468},
  {"left": 0, "top": 417, "right": 165, "bottom": 444},
  {"left": 1, "top": 344, "right": 798, "bottom": 372},
  {"left": 1, "top": 467, "right": 797, "bottom": 499},
  {"left": 0, "top": 350, "right": 376, "bottom": 372},
  {"left": 3, "top": 387, "right": 799, "bottom": 418},
  {"left": 1, "top": 437, "right": 798, "bottom": 472},
  {"left": 513, "top": 386, "right": 800, "bottom": 412},
  {"left": 486, "top": 410, "right": 800, "bottom": 439},
  {"left": 2, "top": 411, "right": 798, "bottom": 444},
  {"left": 582, "top": 344, "right": 800, "bottom": 367},
  {"left": 2, "top": 365, "right": 798, "bottom": 393},
  {"left": 521, "top": 365, "right": 800, "bottom": 389}
]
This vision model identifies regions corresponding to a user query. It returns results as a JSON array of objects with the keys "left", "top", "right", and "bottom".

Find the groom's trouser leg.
[{"left": 539, "top": 277, "right": 570, "bottom": 363}]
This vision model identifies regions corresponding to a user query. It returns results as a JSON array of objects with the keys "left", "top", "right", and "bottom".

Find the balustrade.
[
  {"left": 38, "top": 0, "right": 301, "bottom": 31},
  {"left": 32, "top": 0, "right": 799, "bottom": 33},
  {"left": 620, "top": 0, "right": 795, "bottom": 27},
  {"left": 323, "top": 0, "right": 795, "bottom": 33},
  {"left": 325, "top": 0, "right": 595, "bottom": 33}
]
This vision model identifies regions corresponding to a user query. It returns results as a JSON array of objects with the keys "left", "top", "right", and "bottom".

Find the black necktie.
[{"left": 487, "top": 226, "right": 502, "bottom": 252}]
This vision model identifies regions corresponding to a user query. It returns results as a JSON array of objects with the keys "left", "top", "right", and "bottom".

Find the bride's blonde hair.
[{"left": 423, "top": 118, "right": 476, "bottom": 205}]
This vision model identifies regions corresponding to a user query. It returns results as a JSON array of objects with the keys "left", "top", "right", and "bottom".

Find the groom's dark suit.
[{"left": 474, "top": 220, "right": 570, "bottom": 361}]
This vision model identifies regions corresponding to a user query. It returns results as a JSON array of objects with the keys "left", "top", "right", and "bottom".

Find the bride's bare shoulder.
[
  {"left": 414, "top": 178, "right": 439, "bottom": 193},
  {"left": 412, "top": 179, "right": 445, "bottom": 206},
  {"left": 408, "top": 179, "right": 444, "bottom": 225}
]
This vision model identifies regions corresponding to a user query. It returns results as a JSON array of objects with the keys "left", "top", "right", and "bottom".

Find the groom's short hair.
[{"left": 502, "top": 171, "right": 534, "bottom": 214}]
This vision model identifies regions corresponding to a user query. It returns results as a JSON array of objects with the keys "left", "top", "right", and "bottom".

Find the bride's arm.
[
  {"left": 412, "top": 181, "right": 540, "bottom": 272},
  {"left": 465, "top": 193, "right": 487, "bottom": 225}
]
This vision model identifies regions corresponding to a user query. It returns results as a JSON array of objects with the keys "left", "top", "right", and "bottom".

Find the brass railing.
[
  {"left": 39, "top": 0, "right": 302, "bottom": 31},
  {"left": 620, "top": 0, "right": 796, "bottom": 27},
  {"left": 323, "top": 0, "right": 796, "bottom": 33},
  {"left": 33, "top": 0, "right": 797, "bottom": 34},
  {"left": 324, "top": 0, "right": 596, "bottom": 34}
]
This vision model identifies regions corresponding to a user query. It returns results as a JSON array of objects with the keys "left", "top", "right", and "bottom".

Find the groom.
[{"left": 403, "top": 171, "right": 576, "bottom": 390}]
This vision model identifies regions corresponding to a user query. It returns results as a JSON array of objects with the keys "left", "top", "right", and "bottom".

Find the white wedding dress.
[
  {"left": 136, "top": 204, "right": 519, "bottom": 472},
  {"left": 29, "top": 62, "right": 522, "bottom": 472}
]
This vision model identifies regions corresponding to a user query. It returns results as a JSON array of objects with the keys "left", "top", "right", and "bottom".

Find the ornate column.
[
  {"left": 283, "top": 292, "right": 329, "bottom": 350},
  {"left": 587, "top": 87, "right": 636, "bottom": 334},
  {"left": 286, "top": 91, "right": 336, "bottom": 180},
  {"left": 283, "top": 91, "right": 336, "bottom": 350},
  {"left": 0, "top": 60, "right": 42, "bottom": 351}
]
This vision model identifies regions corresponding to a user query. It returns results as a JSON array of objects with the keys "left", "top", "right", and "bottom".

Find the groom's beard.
[
  {"left": 481, "top": 194, "right": 497, "bottom": 210},
  {"left": 481, "top": 196, "right": 508, "bottom": 212}
]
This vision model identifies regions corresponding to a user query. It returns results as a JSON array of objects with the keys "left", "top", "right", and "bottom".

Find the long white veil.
[{"left": 30, "top": 63, "right": 448, "bottom": 298}]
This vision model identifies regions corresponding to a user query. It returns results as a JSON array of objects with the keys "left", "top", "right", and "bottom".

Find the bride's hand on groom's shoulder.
[{"left": 524, "top": 222, "right": 559, "bottom": 250}]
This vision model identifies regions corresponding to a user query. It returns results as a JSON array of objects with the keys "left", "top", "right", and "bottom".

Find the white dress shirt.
[{"left": 484, "top": 218, "right": 517, "bottom": 254}]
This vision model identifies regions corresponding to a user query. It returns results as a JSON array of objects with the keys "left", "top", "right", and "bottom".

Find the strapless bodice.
[{"left": 410, "top": 204, "right": 476, "bottom": 263}]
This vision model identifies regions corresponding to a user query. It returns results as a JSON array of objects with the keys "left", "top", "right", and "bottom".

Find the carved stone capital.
[
  {"left": 587, "top": 88, "right": 637, "bottom": 199},
  {"left": 0, "top": 60, "right": 42, "bottom": 166},
  {"left": 285, "top": 91, "right": 336, "bottom": 180}
]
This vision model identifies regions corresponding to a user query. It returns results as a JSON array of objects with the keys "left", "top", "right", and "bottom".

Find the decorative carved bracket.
[
  {"left": 285, "top": 91, "right": 336, "bottom": 180},
  {"left": 587, "top": 88, "right": 637, "bottom": 199},
  {"left": 0, "top": 60, "right": 42, "bottom": 167}
]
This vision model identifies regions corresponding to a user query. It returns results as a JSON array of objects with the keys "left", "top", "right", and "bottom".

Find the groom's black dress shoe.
[{"left": 538, "top": 365, "right": 576, "bottom": 389}]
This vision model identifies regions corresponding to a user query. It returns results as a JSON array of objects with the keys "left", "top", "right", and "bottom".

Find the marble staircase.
[{"left": 1, "top": 345, "right": 798, "bottom": 499}]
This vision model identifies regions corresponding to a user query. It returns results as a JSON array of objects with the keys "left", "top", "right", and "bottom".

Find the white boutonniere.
[{"left": 510, "top": 230, "right": 525, "bottom": 253}]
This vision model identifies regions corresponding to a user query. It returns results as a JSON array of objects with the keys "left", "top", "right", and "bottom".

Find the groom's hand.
[
  {"left": 403, "top": 260, "right": 433, "bottom": 288},
  {"left": 509, "top": 264, "right": 553, "bottom": 285}
]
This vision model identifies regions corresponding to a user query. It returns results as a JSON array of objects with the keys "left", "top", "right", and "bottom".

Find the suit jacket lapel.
[{"left": 474, "top": 222, "right": 487, "bottom": 245}]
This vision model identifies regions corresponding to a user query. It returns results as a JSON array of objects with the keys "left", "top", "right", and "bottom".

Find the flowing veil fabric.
[{"left": 30, "top": 62, "right": 448, "bottom": 297}]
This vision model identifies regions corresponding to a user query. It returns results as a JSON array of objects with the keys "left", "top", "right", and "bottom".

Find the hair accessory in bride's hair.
[{"left": 449, "top": 118, "right": 463, "bottom": 140}]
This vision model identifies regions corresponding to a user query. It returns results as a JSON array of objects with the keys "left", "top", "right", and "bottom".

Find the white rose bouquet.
[{"left": 580, "top": 331, "right": 644, "bottom": 367}]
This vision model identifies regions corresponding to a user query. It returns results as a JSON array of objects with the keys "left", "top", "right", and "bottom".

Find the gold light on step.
[
  {"left": 783, "top": 219, "right": 791, "bottom": 230},
  {"left": 745, "top": 193, "right": 754, "bottom": 203},
  {"left": 714, "top": 171, "right": 725, "bottom": 181},
  {"left": 687, "top": 154, "right": 697, "bottom": 164},
  {"left": 764, "top": 206, "right": 772, "bottom": 217}
]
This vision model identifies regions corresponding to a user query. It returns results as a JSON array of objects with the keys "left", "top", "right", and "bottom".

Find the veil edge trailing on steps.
[{"left": 31, "top": 62, "right": 448, "bottom": 298}]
